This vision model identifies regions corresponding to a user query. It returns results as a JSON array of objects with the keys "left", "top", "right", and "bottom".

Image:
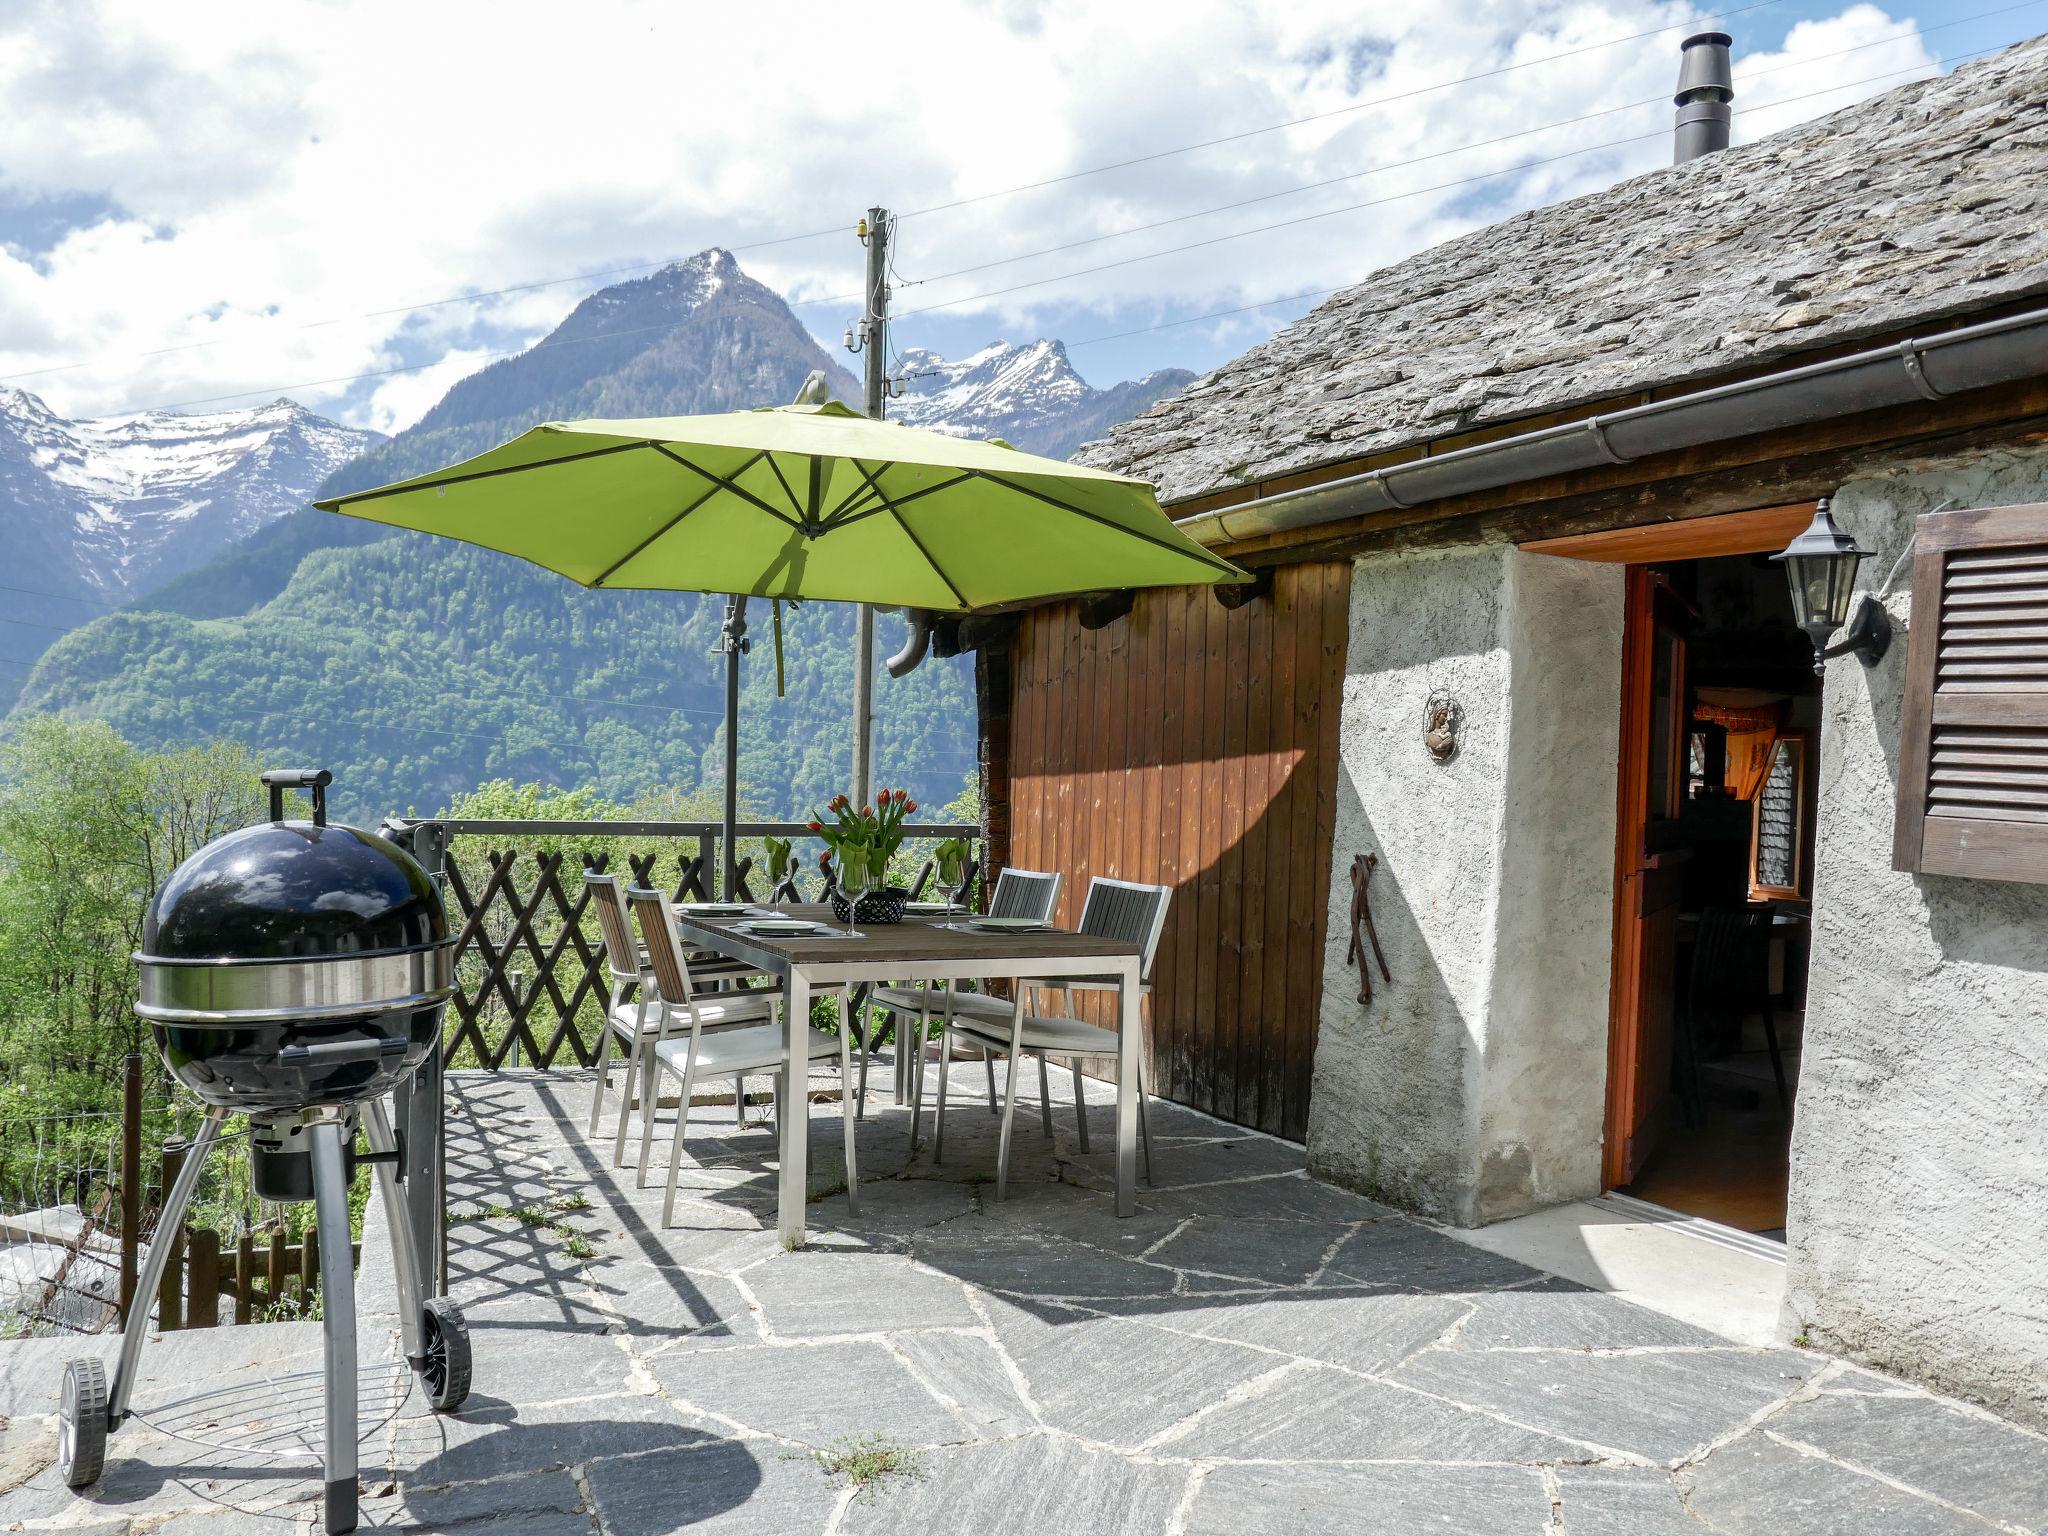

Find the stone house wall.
[{"left": 1303, "top": 443, "right": 2048, "bottom": 1428}]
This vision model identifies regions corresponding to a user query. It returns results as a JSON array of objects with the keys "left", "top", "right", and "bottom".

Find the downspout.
[{"left": 1172, "top": 304, "right": 2048, "bottom": 548}]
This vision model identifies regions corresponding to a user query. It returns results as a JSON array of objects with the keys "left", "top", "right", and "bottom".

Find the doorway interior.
[{"left": 1597, "top": 523, "right": 1823, "bottom": 1239}]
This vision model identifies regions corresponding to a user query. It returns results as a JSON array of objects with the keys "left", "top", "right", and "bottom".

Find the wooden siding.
[{"left": 996, "top": 563, "right": 1352, "bottom": 1140}]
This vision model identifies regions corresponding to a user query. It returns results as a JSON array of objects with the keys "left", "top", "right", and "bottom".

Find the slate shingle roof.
[{"left": 1076, "top": 35, "right": 2048, "bottom": 505}]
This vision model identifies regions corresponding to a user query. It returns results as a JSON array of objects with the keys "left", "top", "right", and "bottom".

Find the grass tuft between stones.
[
  {"left": 450, "top": 1191, "right": 598, "bottom": 1259},
  {"left": 808, "top": 1433, "right": 926, "bottom": 1503}
]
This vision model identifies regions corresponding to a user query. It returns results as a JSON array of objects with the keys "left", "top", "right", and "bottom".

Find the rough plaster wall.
[
  {"left": 1785, "top": 446, "right": 2048, "bottom": 1430},
  {"left": 1306, "top": 546, "right": 1622, "bottom": 1225},
  {"left": 1474, "top": 553, "right": 1624, "bottom": 1221},
  {"left": 1307, "top": 545, "right": 1510, "bottom": 1220}
]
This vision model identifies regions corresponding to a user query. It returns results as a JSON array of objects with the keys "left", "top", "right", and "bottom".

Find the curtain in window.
[{"left": 1693, "top": 699, "right": 1787, "bottom": 801}]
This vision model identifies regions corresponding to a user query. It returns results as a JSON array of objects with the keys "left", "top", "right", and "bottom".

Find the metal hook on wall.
[{"left": 1346, "top": 852, "right": 1392, "bottom": 1004}]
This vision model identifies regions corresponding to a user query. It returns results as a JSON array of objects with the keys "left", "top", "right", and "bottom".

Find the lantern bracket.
[{"left": 1814, "top": 591, "right": 1893, "bottom": 676}]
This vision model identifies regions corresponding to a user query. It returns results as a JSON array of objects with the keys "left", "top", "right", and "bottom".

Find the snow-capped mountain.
[
  {"left": 0, "top": 388, "right": 380, "bottom": 603},
  {"left": 890, "top": 340, "right": 1195, "bottom": 461},
  {"left": 0, "top": 388, "right": 378, "bottom": 705}
]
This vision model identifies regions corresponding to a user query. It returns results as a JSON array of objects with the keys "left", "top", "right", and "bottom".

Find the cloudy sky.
[{"left": 0, "top": 0, "right": 2034, "bottom": 435}]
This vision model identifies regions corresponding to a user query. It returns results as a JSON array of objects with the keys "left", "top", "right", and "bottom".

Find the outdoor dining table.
[{"left": 671, "top": 903, "right": 1145, "bottom": 1247}]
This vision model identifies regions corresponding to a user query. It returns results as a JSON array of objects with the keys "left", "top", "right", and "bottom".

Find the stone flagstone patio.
[{"left": 2, "top": 1060, "right": 2045, "bottom": 1533}]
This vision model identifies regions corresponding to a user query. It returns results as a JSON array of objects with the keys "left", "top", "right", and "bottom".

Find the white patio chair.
[
  {"left": 929, "top": 876, "right": 1172, "bottom": 1199},
  {"left": 868, "top": 867, "right": 1063, "bottom": 1115},
  {"left": 585, "top": 873, "right": 776, "bottom": 1170},
  {"left": 625, "top": 887, "right": 859, "bottom": 1227}
]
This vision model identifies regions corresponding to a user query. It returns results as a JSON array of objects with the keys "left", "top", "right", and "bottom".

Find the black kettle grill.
[{"left": 56, "top": 770, "right": 471, "bottom": 1535}]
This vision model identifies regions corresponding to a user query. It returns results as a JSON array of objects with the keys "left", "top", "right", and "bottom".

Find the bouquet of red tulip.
[{"left": 806, "top": 788, "right": 918, "bottom": 887}]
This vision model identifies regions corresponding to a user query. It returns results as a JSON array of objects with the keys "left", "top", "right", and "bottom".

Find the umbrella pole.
[{"left": 720, "top": 596, "right": 748, "bottom": 899}]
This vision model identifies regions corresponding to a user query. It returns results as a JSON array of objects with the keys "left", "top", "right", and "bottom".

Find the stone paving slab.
[
  {"left": 1184, "top": 1461, "right": 1551, "bottom": 1535},
  {"left": 5, "top": 1063, "right": 2044, "bottom": 1535}
]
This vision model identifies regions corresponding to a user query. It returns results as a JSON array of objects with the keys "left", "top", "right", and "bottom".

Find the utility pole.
[{"left": 849, "top": 206, "right": 891, "bottom": 812}]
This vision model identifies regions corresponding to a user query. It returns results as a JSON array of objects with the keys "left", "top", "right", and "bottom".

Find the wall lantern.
[{"left": 1771, "top": 496, "right": 1892, "bottom": 675}]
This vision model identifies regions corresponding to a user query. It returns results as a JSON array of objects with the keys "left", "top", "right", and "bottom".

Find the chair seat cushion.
[
  {"left": 945, "top": 1011, "right": 1119, "bottom": 1057},
  {"left": 654, "top": 1023, "right": 840, "bottom": 1077},
  {"left": 610, "top": 991, "right": 779, "bottom": 1039},
  {"left": 870, "top": 985, "right": 1011, "bottom": 1020}
]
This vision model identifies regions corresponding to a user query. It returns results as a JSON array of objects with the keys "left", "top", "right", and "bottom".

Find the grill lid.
[{"left": 141, "top": 769, "right": 449, "bottom": 964}]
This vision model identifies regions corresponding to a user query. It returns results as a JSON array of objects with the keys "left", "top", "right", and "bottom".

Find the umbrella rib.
[
  {"left": 763, "top": 453, "right": 805, "bottom": 521},
  {"left": 317, "top": 440, "right": 648, "bottom": 508},
  {"left": 842, "top": 459, "right": 968, "bottom": 608},
  {"left": 648, "top": 445, "right": 803, "bottom": 531},
  {"left": 976, "top": 472, "right": 1247, "bottom": 577},
  {"left": 825, "top": 469, "right": 975, "bottom": 527},
  {"left": 823, "top": 464, "right": 888, "bottom": 523},
  {"left": 888, "top": 507, "right": 969, "bottom": 611},
  {"left": 588, "top": 478, "right": 726, "bottom": 588}
]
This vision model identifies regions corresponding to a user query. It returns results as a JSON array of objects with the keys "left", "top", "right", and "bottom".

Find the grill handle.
[
  {"left": 278, "top": 1035, "right": 410, "bottom": 1068},
  {"left": 262, "top": 768, "right": 333, "bottom": 827}
]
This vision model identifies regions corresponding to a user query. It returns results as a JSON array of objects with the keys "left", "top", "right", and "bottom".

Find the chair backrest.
[
  {"left": 583, "top": 872, "right": 642, "bottom": 985},
  {"left": 1689, "top": 907, "right": 1772, "bottom": 1017},
  {"left": 988, "top": 867, "right": 1061, "bottom": 922},
  {"left": 1076, "top": 877, "right": 1173, "bottom": 982},
  {"left": 626, "top": 886, "right": 695, "bottom": 1009}
]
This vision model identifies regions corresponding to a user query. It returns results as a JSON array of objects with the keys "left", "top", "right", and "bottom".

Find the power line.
[
  {"left": 898, "top": 5, "right": 2031, "bottom": 292},
  {"left": 892, "top": 51, "right": 1980, "bottom": 323},
  {"left": 0, "top": 582, "right": 117, "bottom": 607},
  {"left": 896, "top": 0, "right": 1788, "bottom": 219},
  {"left": 0, "top": 0, "right": 1788, "bottom": 394},
  {"left": 1041, "top": 39, "right": 2016, "bottom": 359},
  {"left": 73, "top": 39, "right": 1967, "bottom": 424}
]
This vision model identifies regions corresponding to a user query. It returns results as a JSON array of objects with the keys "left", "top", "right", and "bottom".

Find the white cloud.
[
  {"left": 0, "top": 0, "right": 1962, "bottom": 426},
  {"left": 361, "top": 346, "right": 503, "bottom": 436}
]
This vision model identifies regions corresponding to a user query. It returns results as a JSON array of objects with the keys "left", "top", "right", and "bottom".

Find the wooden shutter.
[{"left": 1894, "top": 503, "right": 2048, "bottom": 883}]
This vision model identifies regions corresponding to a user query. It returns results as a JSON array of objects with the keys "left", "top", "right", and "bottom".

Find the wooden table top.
[{"left": 671, "top": 903, "right": 1139, "bottom": 975}]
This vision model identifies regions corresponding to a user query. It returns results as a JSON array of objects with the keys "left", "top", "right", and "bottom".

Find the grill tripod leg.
[
  {"left": 309, "top": 1121, "right": 359, "bottom": 1535},
  {"left": 107, "top": 1109, "right": 227, "bottom": 1426},
  {"left": 363, "top": 1098, "right": 423, "bottom": 1363}
]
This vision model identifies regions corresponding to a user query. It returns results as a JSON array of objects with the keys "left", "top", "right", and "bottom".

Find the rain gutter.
[{"left": 1171, "top": 304, "right": 2048, "bottom": 549}]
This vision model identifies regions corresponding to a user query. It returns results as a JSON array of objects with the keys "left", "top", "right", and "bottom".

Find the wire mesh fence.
[
  {"left": 0, "top": 1107, "right": 126, "bottom": 1339},
  {"left": 1, "top": 1060, "right": 362, "bottom": 1339}
]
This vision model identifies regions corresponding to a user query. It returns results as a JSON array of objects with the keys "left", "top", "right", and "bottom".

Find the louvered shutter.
[{"left": 1893, "top": 502, "right": 2048, "bottom": 883}]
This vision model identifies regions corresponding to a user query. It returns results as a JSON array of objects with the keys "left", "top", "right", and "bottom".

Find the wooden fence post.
[
  {"left": 301, "top": 1226, "right": 319, "bottom": 1310},
  {"left": 154, "top": 1136, "right": 188, "bottom": 1331},
  {"left": 267, "top": 1228, "right": 286, "bottom": 1316},
  {"left": 118, "top": 1054, "right": 141, "bottom": 1325},
  {"left": 187, "top": 1228, "right": 220, "bottom": 1328}
]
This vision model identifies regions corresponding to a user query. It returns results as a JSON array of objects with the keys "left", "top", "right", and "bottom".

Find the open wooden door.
[{"left": 1604, "top": 567, "right": 1692, "bottom": 1187}]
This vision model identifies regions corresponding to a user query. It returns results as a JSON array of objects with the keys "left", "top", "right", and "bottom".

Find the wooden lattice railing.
[{"left": 391, "top": 819, "right": 980, "bottom": 1071}]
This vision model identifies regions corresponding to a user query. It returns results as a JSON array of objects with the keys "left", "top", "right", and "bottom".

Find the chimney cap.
[{"left": 1675, "top": 31, "right": 1735, "bottom": 104}]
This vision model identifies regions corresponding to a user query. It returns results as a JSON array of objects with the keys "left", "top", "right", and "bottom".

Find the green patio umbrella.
[{"left": 316, "top": 396, "right": 1247, "bottom": 888}]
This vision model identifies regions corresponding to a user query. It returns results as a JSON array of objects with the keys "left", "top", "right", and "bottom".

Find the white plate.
[
  {"left": 680, "top": 902, "right": 750, "bottom": 916},
  {"left": 905, "top": 901, "right": 963, "bottom": 914},
  {"left": 740, "top": 920, "right": 816, "bottom": 937},
  {"left": 967, "top": 917, "right": 1050, "bottom": 931}
]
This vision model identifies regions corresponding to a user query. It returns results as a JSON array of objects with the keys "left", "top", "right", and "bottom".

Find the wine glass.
[{"left": 840, "top": 848, "right": 877, "bottom": 938}]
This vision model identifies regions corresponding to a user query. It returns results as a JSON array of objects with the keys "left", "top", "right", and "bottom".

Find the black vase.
[{"left": 830, "top": 885, "right": 909, "bottom": 925}]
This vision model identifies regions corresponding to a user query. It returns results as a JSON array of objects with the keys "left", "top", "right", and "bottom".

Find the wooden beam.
[
  {"left": 1228, "top": 406, "right": 2048, "bottom": 569},
  {"left": 1213, "top": 375, "right": 2048, "bottom": 568},
  {"left": 1523, "top": 502, "right": 1816, "bottom": 563}
]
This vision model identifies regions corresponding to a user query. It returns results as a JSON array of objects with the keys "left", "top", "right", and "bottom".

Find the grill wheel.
[
  {"left": 58, "top": 1356, "right": 109, "bottom": 1487},
  {"left": 419, "top": 1297, "right": 472, "bottom": 1412}
]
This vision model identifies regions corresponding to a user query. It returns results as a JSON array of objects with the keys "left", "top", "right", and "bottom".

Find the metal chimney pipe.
[{"left": 1674, "top": 31, "right": 1734, "bottom": 162}]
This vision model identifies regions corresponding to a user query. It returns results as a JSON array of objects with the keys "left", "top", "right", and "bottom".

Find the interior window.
[{"left": 1750, "top": 734, "right": 1809, "bottom": 899}]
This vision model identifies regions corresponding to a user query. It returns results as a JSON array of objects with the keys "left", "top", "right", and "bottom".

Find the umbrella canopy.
[
  {"left": 314, "top": 400, "right": 1245, "bottom": 609},
  {"left": 316, "top": 396, "right": 1247, "bottom": 898}
]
